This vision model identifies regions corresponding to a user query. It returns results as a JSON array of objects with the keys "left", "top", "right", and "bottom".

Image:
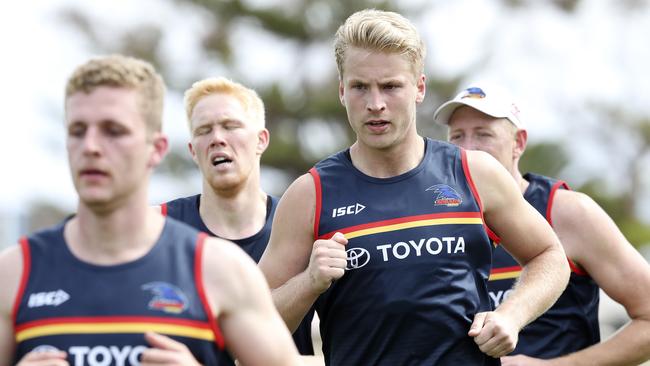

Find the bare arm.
[
  {"left": 543, "top": 190, "right": 650, "bottom": 366},
  {"left": 204, "top": 237, "right": 301, "bottom": 366},
  {"left": 466, "top": 150, "right": 570, "bottom": 356},
  {"left": 0, "top": 245, "right": 21, "bottom": 365},
  {"left": 258, "top": 174, "right": 347, "bottom": 332},
  {"left": 1, "top": 245, "right": 70, "bottom": 365}
]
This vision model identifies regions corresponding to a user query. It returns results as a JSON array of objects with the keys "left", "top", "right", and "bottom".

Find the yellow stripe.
[
  {"left": 345, "top": 218, "right": 484, "bottom": 239},
  {"left": 16, "top": 322, "right": 214, "bottom": 342},
  {"left": 489, "top": 271, "right": 521, "bottom": 281}
]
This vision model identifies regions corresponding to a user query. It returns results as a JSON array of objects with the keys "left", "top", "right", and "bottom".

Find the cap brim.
[{"left": 433, "top": 98, "right": 512, "bottom": 125}]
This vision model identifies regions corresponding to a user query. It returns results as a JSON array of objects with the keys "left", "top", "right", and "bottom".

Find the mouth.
[
  {"left": 365, "top": 120, "right": 390, "bottom": 127},
  {"left": 79, "top": 169, "right": 108, "bottom": 179},
  {"left": 211, "top": 155, "right": 233, "bottom": 167}
]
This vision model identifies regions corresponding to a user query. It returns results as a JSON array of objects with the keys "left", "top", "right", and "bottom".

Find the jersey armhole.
[
  {"left": 194, "top": 233, "right": 226, "bottom": 350},
  {"left": 546, "top": 180, "right": 569, "bottom": 226},
  {"left": 12, "top": 237, "right": 31, "bottom": 328},
  {"left": 308, "top": 168, "right": 322, "bottom": 242},
  {"left": 546, "top": 181, "right": 588, "bottom": 276},
  {"left": 460, "top": 149, "right": 501, "bottom": 244}
]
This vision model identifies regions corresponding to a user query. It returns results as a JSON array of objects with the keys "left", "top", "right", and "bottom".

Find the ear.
[
  {"left": 149, "top": 132, "right": 169, "bottom": 168},
  {"left": 513, "top": 129, "right": 527, "bottom": 160},
  {"left": 339, "top": 80, "right": 346, "bottom": 106},
  {"left": 415, "top": 74, "right": 426, "bottom": 103},
  {"left": 188, "top": 141, "right": 199, "bottom": 166},
  {"left": 256, "top": 128, "right": 270, "bottom": 155}
]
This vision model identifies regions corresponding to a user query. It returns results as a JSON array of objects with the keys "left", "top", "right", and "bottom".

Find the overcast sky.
[{"left": 1, "top": 0, "right": 649, "bottom": 222}]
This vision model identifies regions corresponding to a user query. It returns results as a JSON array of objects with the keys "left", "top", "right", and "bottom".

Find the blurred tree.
[{"left": 53, "top": 0, "right": 650, "bottom": 247}]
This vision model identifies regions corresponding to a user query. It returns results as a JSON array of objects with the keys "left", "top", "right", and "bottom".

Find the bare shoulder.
[
  {"left": 464, "top": 149, "right": 521, "bottom": 212},
  {"left": 276, "top": 173, "right": 316, "bottom": 214},
  {"left": 201, "top": 237, "right": 269, "bottom": 313},
  {"left": 552, "top": 189, "right": 598, "bottom": 223},
  {"left": 0, "top": 245, "right": 24, "bottom": 314},
  {"left": 202, "top": 237, "right": 259, "bottom": 286},
  {"left": 551, "top": 189, "right": 617, "bottom": 256}
]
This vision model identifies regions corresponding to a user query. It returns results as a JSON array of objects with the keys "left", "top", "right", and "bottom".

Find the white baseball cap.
[{"left": 433, "top": 84, "right": 524, "bottom": 128}]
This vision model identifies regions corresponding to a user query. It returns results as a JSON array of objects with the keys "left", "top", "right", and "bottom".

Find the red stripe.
[
  {"left": 546, "top": 180, "right": 569, "bottom": 226},
  {"left": 309, "top": 168, "right": 322, "bottom": 242},
  {"left": 194, "top": 234, "right": 225, "bottom": 349},
  {"left": 490, "top": 265, "right": 522, "bottom": 274},
  {"left": 318, "top": 211, "right": 482, "bottom": 240},
  {"left": 16, "top": 316, "right": 212, "bottom": 332},
  {"left": 567, "top": 257, "right": 588, "bottom": 276},
  {"left": 460, "top": 149, "right": 501, "bottom": 244},
  {"left": 12, "top": 237, "right": 31, "bottom": 329},
  {"left": 160, "top": 203, "right": 168, "bottom": 216}
]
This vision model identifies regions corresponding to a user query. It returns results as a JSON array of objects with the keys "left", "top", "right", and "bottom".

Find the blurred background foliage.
[{"left": 46, "top": 0, "right": 650, "bottom": 247}]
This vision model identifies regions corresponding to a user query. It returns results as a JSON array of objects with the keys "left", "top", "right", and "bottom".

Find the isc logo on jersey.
[
  {"left": 332, "top": 203, "right": 365, "bottom": 218},
  {"left": 32, "top": 345, "right": 146, "bottom": 366},
  {"left": 28, "top": 289, "right": 69, "bottom": 308}
]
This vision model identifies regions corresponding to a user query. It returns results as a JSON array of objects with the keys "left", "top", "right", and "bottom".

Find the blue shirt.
[
  {"left": 488, "top": 172, "right": 600, "bottom": 358},
  {"left": 311, "top": 138, "right": 498, "bottom": 365},
  {"left": 162, "top": 194, "right": 315, "bottom": 356},
  {"left": 13, "top": 217, "right": 229, "bottom": 365}
]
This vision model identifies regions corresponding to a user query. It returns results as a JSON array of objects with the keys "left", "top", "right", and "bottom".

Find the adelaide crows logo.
[
  {"left": 426, "top": 184, "right": 462, "bottom": 207},
  {"left": 461, "top": 87, "right": 486, "bottom": 99},
  {"left": 142, "top": 282, "right": 188, "bottom": 314}
]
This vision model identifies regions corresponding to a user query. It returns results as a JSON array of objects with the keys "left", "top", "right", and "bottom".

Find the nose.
[
  {"left": 209, "top": 127, "right": 227, "bottom": 148},
  {"left": 82, "top": 127, "right": 101, "bottom": 156},
  {"left": 366, "top": 88, "right": 386, "bottom": 113}
]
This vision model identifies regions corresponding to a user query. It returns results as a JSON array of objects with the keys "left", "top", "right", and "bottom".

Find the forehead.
[
  {"left": 448, "top": 106, "right": 504, "bottom": 128},
  {"left": 341, "top": 47, "right": 415, "bottom": 81},
  {"left": 191, "top": 93, "right": 249, "bottom": 124},
  {"left": 65, "top": 86, "right": 141, "bottom": 125}
]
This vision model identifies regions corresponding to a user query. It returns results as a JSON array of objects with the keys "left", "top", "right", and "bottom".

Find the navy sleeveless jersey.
[
  {"left": 311, "top": 138, "right": 498, "bottom": 366},
  {"left": 488, "top": 172, "right": 600, "bottom": 358},
  {"left": 162, "top": 194, "right": 315, "bottom": 356},
  {"left": 13, "top": 217, "right": 229, "bottom": 365}
]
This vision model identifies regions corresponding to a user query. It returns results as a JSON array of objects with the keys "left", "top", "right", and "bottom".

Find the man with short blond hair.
[
  {"left": 160, "top": 76, "right": 317, "bottom": 362},
  {"left": 259, "top": 9, "right": 570, "bottom": 365},
  {"left": 0, "top": 55, "right": 300, "bottom": 366}
]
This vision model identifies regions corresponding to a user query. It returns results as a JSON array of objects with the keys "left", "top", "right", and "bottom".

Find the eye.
[
  {"left": 103, "top": 122, "right": 128, "bottom": 137},
  {"left": 223, "top": 121, "right": 242, "bottom": 130},
  {"left": 68, "top": 123, "right": 87, "bottom": 138},
  {"left": 351, "top": 83, "right": 367, "bottom": 90},
  {"left": 193, "top": 125, "right": 211, "bottom": 136}
]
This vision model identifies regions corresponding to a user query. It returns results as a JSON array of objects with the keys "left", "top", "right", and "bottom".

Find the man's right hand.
[
  {"left": 17, "top": 350, "right": 69, "bottom": 366},
  {"left": 307, "top": 232, "right": 348, "bottom": 293}
]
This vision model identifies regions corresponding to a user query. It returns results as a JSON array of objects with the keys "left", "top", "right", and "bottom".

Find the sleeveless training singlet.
[
  {"left": 311, "top": 138, "right": 498, "bottom": 366},
  {"left": 162, "top": 194, "right": 279, "bottom": 262},
  {"left": 162, "top": 194, "right": 315, "bottom": 356},
  {"left": 13, "top": 217, "right": 229, "bottom": 365},
  {"left": 488, "top": 172, "right": 600, "bottom": 358}
]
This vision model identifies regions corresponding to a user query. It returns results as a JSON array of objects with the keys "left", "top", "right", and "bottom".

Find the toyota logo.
[{"left": 346, "top": 247, "right": 370, "bottom": 270}]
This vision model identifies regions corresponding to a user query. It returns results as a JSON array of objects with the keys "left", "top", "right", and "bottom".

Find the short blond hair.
[
  {"left": 184, "top": 77, "right": 265, "bottom": 131},
  {"left": 65, "top": 55, "right": 166, "bottom": 133},
  {"left": 334, "top": 9, "right": 426, "bottom": 78}
]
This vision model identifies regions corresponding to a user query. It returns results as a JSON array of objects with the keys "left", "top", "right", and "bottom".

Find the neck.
[
  {"left": 200, "top": 176, "right": 268, "bottom": 240},
  {"left": 65, "top": 192, "right": 164, "bottom": 265},
  {"left": 512, "top": 169, "right": 530, "bottom": 194},
  {"left": 350, "top": 134, "right": 425, "bottom": 178}
]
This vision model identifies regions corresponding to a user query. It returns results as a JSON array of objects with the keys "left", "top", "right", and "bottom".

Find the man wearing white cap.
[{"left": 435, "top": 84, "right": 650, "bottom": 365}]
